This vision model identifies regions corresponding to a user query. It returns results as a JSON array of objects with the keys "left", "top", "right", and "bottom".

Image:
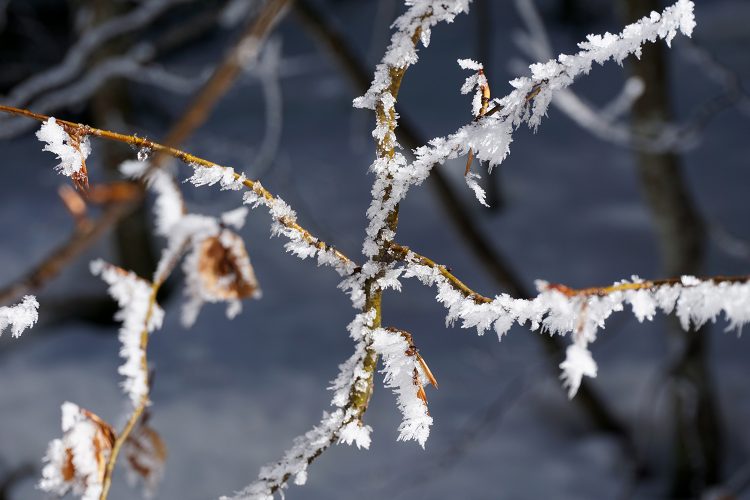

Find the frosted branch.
[
  {"left": 403, "top": 251, "right": 750, "bottom": 398},
  {"left": 221, "top": 310, "right": 377, "bottom": 500},
  {"left": 511, "top": 0, "right": 699, "bottom": 153},
  {"left": 243, "top": 182, "right": 357, "bottom": 277},
  {"left": 380, "top": 0, "right": 695, "bottom": 212},
  {"left": 357, "top": 0, "right": 470, "bottom": 262}
]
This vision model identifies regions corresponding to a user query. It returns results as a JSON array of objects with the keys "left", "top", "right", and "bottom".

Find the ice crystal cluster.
[
  {"left": 36, "top": 117, "right": 90, "bottom": 179},
  {"left": 0, "top": 295, "right": 39, "bottom": 338},
  {"left": 242, "top": 181, "right": 357, "bottom": 277},
  {"left": 371, "top": 328, "right": 433, "bottom": 447}
]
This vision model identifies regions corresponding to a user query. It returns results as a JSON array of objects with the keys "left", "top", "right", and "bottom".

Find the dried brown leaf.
[{"left": 198, "top": 232, "right": 260, "bottom": 300}]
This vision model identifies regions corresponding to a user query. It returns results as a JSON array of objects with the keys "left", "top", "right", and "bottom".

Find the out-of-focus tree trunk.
[
  {"left": 621, "top": 0, "right": 722, "bottom": 496},
  {"left": 83, "top": 0, "right": 157, "bottom": 279}
]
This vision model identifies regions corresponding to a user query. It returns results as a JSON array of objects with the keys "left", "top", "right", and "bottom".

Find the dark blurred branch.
[
  {"left": 159, "top": 0, "right": 289, "bottom": 155},
  {"left": 1, "top": 0, "right": 180, "bottom": 110},
  {"left": 0, "top": 0, "right": 290, "bottom": 310},
  {"left": 0, "top": 195, "right": 140, "bottom": 305},
  {"left": 623, "top": 0, "right": 722, "bottom": 496},
  {"left": 0, "top": 462, "right": 35, "bottom": 500},
  {"left": 293, "top": 0, "right": 638, "bottom": 459}
]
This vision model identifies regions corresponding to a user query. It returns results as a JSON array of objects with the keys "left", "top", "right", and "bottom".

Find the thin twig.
[
  {"left": 158, "top": 0, "right": 289, "bottom": 154},
  {"left": 393, "top": 243, "right": 750, "bottom": 301},
  {"left": 0, "top": 104, "right": 356, "bottom": 271}
]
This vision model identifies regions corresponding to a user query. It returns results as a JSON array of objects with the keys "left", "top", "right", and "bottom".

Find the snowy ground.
[{"left": 1, "top": 1, "right": 750, "bottom": 499}]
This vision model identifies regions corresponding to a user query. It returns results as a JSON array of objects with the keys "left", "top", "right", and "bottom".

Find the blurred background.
[{"left": 0, "top": 0, "right": 749, "bottom": 498}]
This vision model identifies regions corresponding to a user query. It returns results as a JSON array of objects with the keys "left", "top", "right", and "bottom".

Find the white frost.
[
  {"left": 39, "top": 402, "right": 109, "bottom": 500},
  {"left": 120, "top": 159, "right": 184, "bottom": 236},
  {"left": 36, "top": 117, "right": 90, "bottom": 178},
  {"left": 371, "top": 328, "right": 433, "bottom": 447},
  {"left": 187, "top": 164, "right": 246, "bottom": 191},
  {"left": 403, "top": 251, "right": 749, "bottom": 398},
  {"left": 559, "top": 343, "right": 598, "bottom": 399},
  {"left": 91, "top": 260, "right": 163, "bottom": 407},
  {"left": 0, "top": 295, "right": 39, "bottom": 338},
  {"left": 221, "top": 310, "right": 377, "bottom": 500}
]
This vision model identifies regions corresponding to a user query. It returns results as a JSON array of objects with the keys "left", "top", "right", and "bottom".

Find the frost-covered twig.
[
  {"left": 383, "top": 0, "right": 696, "bottom": 208},
  {"left": 350, "top": 0, "right": 466, "bottom": 453},
  {"left": 0, "top": 295, "right": 39, "bottom": 338},
  {"left": 221, "top": 310, "right": 377, "bottom": 499},
  {"left": 226, "top": 3, "right": 474, "bottom": 497},
  {"left": 90, "top": 260, "right": 164, "bottom": 408},
  {"left": 36, "top": 258, "right": 159, "bottom": 500},
  {"left": 511, "top": 0, "right": 727, "bottom": 153},
  {"left": 0, "top": 105, "right": 357, "bottom": 277},
  {"left": 399, "top": 247, "right": 750, "bottom": 398},
  {"left": 354, "top": 0, "right": 470, "bottom": 260}
]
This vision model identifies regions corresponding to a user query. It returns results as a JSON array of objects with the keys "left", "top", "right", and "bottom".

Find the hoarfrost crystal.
[
  {"left": 0, "top": 295, "right": 39, "bottom": 338},
  {"left": 36, "top": 117, "right": 90, "bottom": 178}
]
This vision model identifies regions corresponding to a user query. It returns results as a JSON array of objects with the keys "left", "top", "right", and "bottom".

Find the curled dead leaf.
[
  {"left": 64, "top": 125, "right": 90, "bottom": 191},
  {"left": 124, "top": 412, "right": 167, "bottom": 495},
  {"left": 58, "top": 184, "right": 87, "bottom": 223},
  {"left": 40, "top": 403, "right": 116, "bottom": 497},
  {"left": 386, "top": 327, "right": 438, "bottom": 410},
  {"left": 197, "top": 231, "right": 260, "bottom": 301}
]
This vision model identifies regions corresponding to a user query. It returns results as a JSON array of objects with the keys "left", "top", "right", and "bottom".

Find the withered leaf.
[{"left": 197, "top": 231, "right": 260, "bottom": 300}]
